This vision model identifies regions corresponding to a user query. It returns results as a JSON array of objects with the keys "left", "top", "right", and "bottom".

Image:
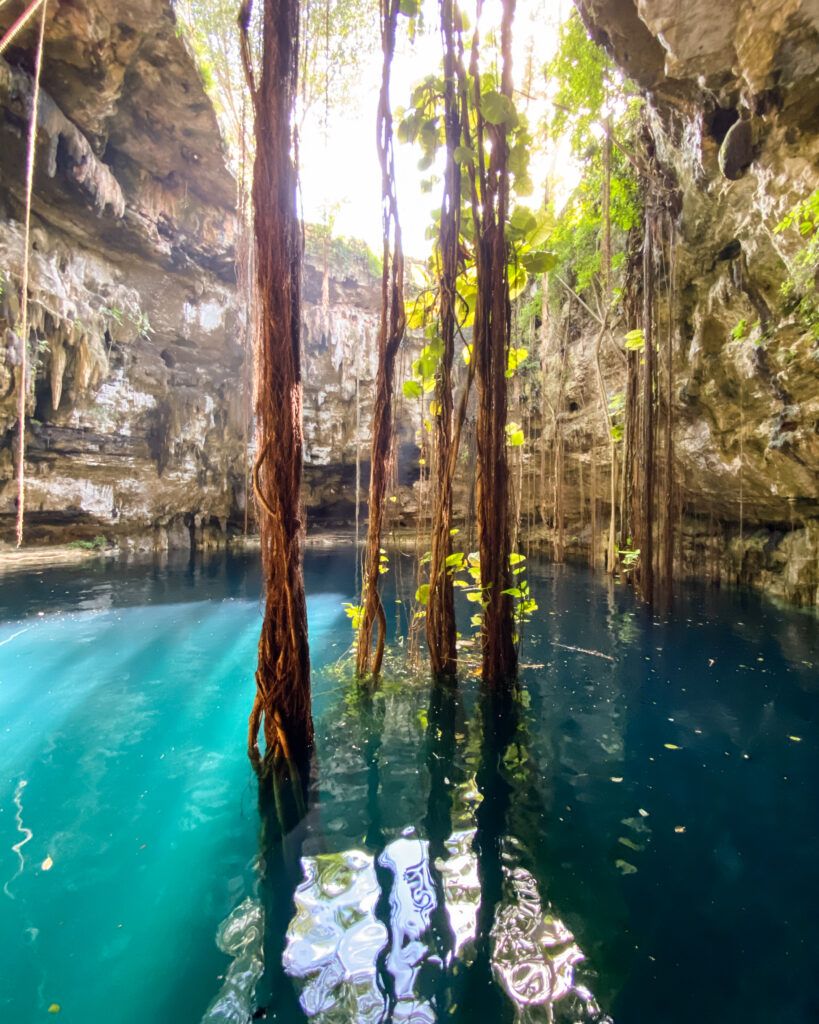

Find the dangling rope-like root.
[{"left": 14, "top": 0, "right": 48, "bottom": 548}]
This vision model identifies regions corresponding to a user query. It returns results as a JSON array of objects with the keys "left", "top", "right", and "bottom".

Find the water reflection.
[
  {"left": 202, "top": 680, "right": 609, "bottom": 1024},
  {"left": 285, "top": 849, "right": 387, "bottom": 1020}
]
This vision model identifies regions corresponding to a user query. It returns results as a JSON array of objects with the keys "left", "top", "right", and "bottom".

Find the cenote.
[{"left": 1, "top": 547, "right": 817, "bottom": 1024}]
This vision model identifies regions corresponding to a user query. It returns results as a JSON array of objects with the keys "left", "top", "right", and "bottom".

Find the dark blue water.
[{"left": 1, "top": 548, "right": 816, "bottom": 1023}]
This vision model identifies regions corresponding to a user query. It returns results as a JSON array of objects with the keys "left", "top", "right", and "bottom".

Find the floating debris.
[
  {"left": 41, "top": 856, "right": 54, "bottom": 872},
  {"left": 552, "top": 642, "right": 615, "bottom": 662},
  {"left": 615, "top": 860, "right": 638, "bottom": 875}
]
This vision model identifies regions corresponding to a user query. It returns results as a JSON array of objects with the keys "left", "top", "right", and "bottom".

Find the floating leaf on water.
[
  {"left": 664, "top": 743, "right": 682, "bottom": 750},
  {"left": 788, "top": 735, "right": 803, "bottom": 742},
  {"left": 615, "top": 859, "right": 637, "bottom": 875},
  {"left": 621, "top": 817, "right": 651, "bottom": 834},
  {"left": 618, "top": 836, "right": 645, "bottom": 852},
  {"left": 638, "top": 808, "right": 649, "bottom": 817},
  {"left": 41, "top": 856, "right": 53, "bottom": 871},
  {"left": 674, "top": 826, "right": 686, "bottom": 834},
  {"left": 48, "top": 1006, "right": 60, "bottom": 1014},
  {"left": 610, "top": 776, "right": 623, "bottom": 783}
]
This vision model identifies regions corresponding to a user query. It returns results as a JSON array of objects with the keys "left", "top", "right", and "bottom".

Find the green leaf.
[
  {"left": 510, "top": 206, "right": 537, "bottom": 234},
  {"left": 501, "top": 587, "right": 522, "bottom": 597},
  {"left": 415, "top": 584, "right": 430, "bottom": 605},
  {"left": 480, "top": 90, "right": 518, "bottom": 127},
  {"left": 418, "top": 349, "right": 439, "bottom": 377},
  {"left": 624, "top": 328, "right": 645, "bottom": 351},
  {"left": 466, "top": 590, "right": 484, "bottom": 603},
  {"left": 505, "top": 422, "right": 525, "bottom": 447},
  {"left": 454, "top": 146, "right": 476, "bottom": 166},
  {"left": 403, "top": 379, "right": 422, "bottom": 399},
  {"left": 521, "top": 250, "right": 558, "bottom": 274},
  {"left": 509, "top": 552, "right": 525, "bottom": 565},
  {"left": 399, "top": 0, "right": 419, "bottom": 16}
]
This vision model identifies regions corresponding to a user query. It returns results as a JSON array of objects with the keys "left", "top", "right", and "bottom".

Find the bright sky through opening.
[{"left": 298, "top": 0, "right": 570, "bottom": 260}]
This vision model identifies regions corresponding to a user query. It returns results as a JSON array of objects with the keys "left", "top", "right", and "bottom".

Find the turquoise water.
[{"left": 1, "top": 549, "right": 817, "bottom": 1023}]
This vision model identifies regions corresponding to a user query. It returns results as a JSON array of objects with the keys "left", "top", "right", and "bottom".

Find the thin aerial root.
[
  {"left": 15, "top": 0, "right": 48, "bottom": 548},
  {"left": 247, "top": 690, "right": 264, "bottom": 752}
]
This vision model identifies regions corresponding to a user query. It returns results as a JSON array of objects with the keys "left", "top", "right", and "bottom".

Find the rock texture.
[
  {"left": 530, "top": 0, "right": 819, "bottom": 605},
  {"left": 0, "top": 0, "right": 246, "bottom": 551},
  {"left": 0, "top": 1, "right": 417, "bottom": 552}
]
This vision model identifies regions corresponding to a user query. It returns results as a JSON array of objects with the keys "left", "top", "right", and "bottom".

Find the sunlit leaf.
[
  {"left": 625, "top": 328, "right": 645, "bottom": 351},
  {"left": 521, "top": 250, "right": 558, "bottom": 274},
  {"left": 403, "top": 379, "right": 422, "bottom": 399},
  {"left": 480, "top": 90, "right": 518, "bottom": 127}
]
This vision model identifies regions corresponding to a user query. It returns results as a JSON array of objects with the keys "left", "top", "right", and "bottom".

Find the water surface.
[{"left": 1, "top": 549, "right": 816, "bottom": 1023}]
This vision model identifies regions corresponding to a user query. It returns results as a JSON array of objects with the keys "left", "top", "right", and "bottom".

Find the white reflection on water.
[
  {"left": 284, "top": 849, "right": 387, "bottom": 1020},
  {"left": 276, "top": 829, "right": 605, "bottom": 1023},
  {"left": 490, "top": 849, "right": 605, "bottom": 1021},
  {"left": 204, "top": 827, "right": 607, "bottom": 1023},
  {"left": 201, "top": 897, "right": 264, "bottom": 1024}
]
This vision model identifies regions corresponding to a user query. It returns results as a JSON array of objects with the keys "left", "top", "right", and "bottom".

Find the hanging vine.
[
  {"left": 12, "top": 0, "right": 47, "bottom": 549},
  {"left": 239, "top": 0, "right": 313, "bottom": 768},
  {"left": 355, "top": 0, "right": 406, "bottom": 678}
]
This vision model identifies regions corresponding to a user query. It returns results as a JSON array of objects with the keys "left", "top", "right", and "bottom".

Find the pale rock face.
[{"left": 539, "top": 0, "right": 819, "bottom": 604}]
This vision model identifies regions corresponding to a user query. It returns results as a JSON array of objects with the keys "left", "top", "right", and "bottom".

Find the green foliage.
[
  {"left": 343, "top": 602, "right": 364, "bottom": 633},
  {"left": 395, "top": 59, "right": 556, "bottom": 411},
  {"left": 624, "top": 328, "right": 645, "bottom": 351},
  {"left": 617, "top": 541, "right": 640, "bottom": 573},
  {"left": 607, "top": 390, "right": 625, "bottom": 442},
  {"left": 505, "top": 421, "right": 525, "bottom": 447},
  {"left": 67, "top": 535, "right": 108, "bottom": 550},
  {"left": 731, "top": 318, "right": 748, "bottom": 341},
  {"left": 547, "top": 11, "right": 611, "bottom": 158},
  {"left": 304, "top": 224, "right": 382, "bottom": 279},
  {"left": 101, "top": 306, "right": 154, "bottom": 339},
  {"left": 544, "top": 10, "right": 643, "bottom": 298},
  {"left": 774, "top": 188, "right": 819, "bottom": 340}
]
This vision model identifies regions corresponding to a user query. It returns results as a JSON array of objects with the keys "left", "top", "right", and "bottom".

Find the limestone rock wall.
[
  {"left": 0, "top": 0, "right": 421, "bottom": 551},
  {"left": 0, "top": 0, "right": 247, "bottom": 551},
  {"left": 525, "top": 0, "right": 819, "bottom": 604}
]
